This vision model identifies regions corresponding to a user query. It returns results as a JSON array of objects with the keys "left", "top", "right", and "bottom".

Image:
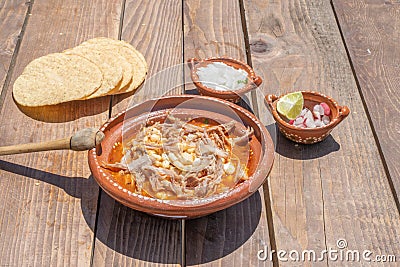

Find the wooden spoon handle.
[{"left": 0, "top": 128, "right": 104, "bottom": 156}]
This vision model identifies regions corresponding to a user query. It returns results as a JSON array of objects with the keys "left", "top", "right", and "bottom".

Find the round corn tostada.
[
  {"left": 63, "top": 46, "right": 124, "bottom": 98},
  {"left": 13, "top": 53, "right": 103, "bottom": 107},
  {"left": 79, "top": 37, "right": 147, "bottom": 94}
]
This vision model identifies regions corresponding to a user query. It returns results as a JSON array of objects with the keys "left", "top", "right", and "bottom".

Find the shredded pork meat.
[{"left": 105, "top": 116, "right": 253, "bottom": 200}]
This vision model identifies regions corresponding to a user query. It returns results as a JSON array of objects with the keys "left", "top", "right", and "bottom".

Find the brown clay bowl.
[
  {"left": 188, "top": 57, "right": 262, "bottom": 103},
  {"left": 265, "top": 91, "right": 350, "bottom": 144},
  {"left": 88, "top": 95, "right": 274, "bottom": 219}
]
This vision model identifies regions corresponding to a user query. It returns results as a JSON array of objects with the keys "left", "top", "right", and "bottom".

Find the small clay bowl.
[
  {"left": 265, "top": 91, "right": 350, "bottom": 144},
  {"left": 188, "top": 57, "right": 262, "bottom": 103},
  {"left": 88, "top": 95, "right": 274, "bottom": 219}
]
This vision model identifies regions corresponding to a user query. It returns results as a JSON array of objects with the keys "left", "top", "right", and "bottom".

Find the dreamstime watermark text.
[{"left": 257, "top": 239, "right": 397, "bottom": 263}]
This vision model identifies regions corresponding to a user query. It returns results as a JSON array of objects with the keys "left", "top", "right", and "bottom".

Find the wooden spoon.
[{"left": 0, "top": 128, "right": 104, "bottom": 156}]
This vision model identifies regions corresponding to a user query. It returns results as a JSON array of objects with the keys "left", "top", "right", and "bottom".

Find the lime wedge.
[{"left": 276, "top": 92, "right": 304, "bottom": 120}]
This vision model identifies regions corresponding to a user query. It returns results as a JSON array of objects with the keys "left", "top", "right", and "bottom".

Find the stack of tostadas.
[{"left": 13, "top": 37, "right": 147, "bottom": 107}]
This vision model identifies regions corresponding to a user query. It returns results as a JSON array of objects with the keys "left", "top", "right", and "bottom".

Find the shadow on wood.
[
  {"left": 185, "top": 191, "right": 262, "bottom": 265},
  {"left": 0, "top": 159, "right": 96, "bottom": 199},
  {"left": 273, "top": 123, "right": 341, "bottom": 159},
  {"left": 15, "top": 91, "right": 135, "bottom": 123},
  {"left": 182, "top": 88, "right": 254, "bottom": 113},
  {"left": 0, "top": 159, "right": 181, "bottom": 264},
  {"left": 94, "top": 193, "right": 181, "bottom": 264}
]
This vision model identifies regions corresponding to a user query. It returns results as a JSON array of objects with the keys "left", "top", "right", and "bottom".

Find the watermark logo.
[
  {"left": 336, "top": 238, "right": 347, "bottom": 250},
  {"left": 257, "top": 239, "right": 397, "bottom": 263}
]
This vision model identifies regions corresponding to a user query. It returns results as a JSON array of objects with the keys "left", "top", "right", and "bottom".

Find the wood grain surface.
[
  {"left": 92, "top": 0, "right": 184, "bottom": 266},
  {"left": 0, "top": 0, "right": 123, "bottom": 266},
  {"left": 0, "top": 0, "right": 27, "bottom": 95},
  {"left": 244, "top": 0, "right": 400, "bottom": 266},
  {"left": 1, "top": 0, "right": 400, "bottom": 266},
  {"left": 183, "top": 1, "right": 272, "bottom": 266},
  {"left": 332, "top": 0, "right": 400, "bottom": 206}
]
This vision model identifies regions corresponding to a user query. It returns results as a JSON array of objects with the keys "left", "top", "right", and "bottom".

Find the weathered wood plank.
[
  {"left": 92, "top": 0, "right": 183, "bottom": 266},
  {"left": 92, "top": 194, "right": 182, "bottom": 266},
  {"left": 0, "top": 0, "right": 123, "bottom": 266},
  {"left": 244, "top": 0, "right": 400, "bottom": 265},
  {"left": 332, "top": 0, "right": 400, "bottom": 206},
  {"left": 183, "top": 0, "right": 247, "bottom": 61},
  {"left": 183, "top": 1, "right": 272, "bottom": 266},
  {"left": 0, "top": 0, "right": 27, "bottom": 94},
  {"left": 111, "top": 0, "right": 184, "bottom": 109}
]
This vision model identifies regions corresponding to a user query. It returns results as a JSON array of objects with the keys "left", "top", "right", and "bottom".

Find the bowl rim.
[
  {"left": 88, "top": 94, "right": 274, "bottom": 218},
  {"left": 266, "top": 91, "right": 349, "bottom": 131},
  {"left": 188, "top": 57, "right": 262, "bottom": 96}
]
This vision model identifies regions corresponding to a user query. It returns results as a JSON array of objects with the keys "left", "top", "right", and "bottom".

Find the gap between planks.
[
  {"left": 330, "top": 0, "right": 400, "bottom": 214},
  {"left": 88, "top": 0, "right": 126, "bottom": 265},
  {"left": 107, "top": 0, "right": 127, "bottom": 119},
  {"left": 90, "top": 185, "right": 104, "bottom": 267},
  {"left": 89, "top": 0, "right": 277, "bottom": 266},
  {"left": 238, "top": 0, "right": 278, "bottom": 265},
  {"left": 0, "top": 0, "right": 34, "bottom": 110},
  {"left": 95, "top": 1, "right": 187, "bottom": 266}
]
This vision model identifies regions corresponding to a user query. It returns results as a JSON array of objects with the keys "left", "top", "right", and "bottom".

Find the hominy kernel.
[
  {"left": 162, "top": 161, "right": 170, "bottom": 168},
  {"left": 152, "top": 154, "right": 162, "bottom": 161},
  {"left": 187, "top": 147, "right": 195, "bottom": 153},
  {"left": 154, "top": 161, "right": 162, "bottom": 167},
  {"left": 150, "top": 134, "right": 160, "bottom": 142}
]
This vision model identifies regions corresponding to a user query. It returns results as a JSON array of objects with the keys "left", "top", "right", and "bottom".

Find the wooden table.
[{"left": 1, "top": 0, "right": 399, "bottom": 266}]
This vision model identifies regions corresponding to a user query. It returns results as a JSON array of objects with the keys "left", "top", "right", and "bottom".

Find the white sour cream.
[{"left": 196, "top": 62, "right": 249, "bottom": 91}]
